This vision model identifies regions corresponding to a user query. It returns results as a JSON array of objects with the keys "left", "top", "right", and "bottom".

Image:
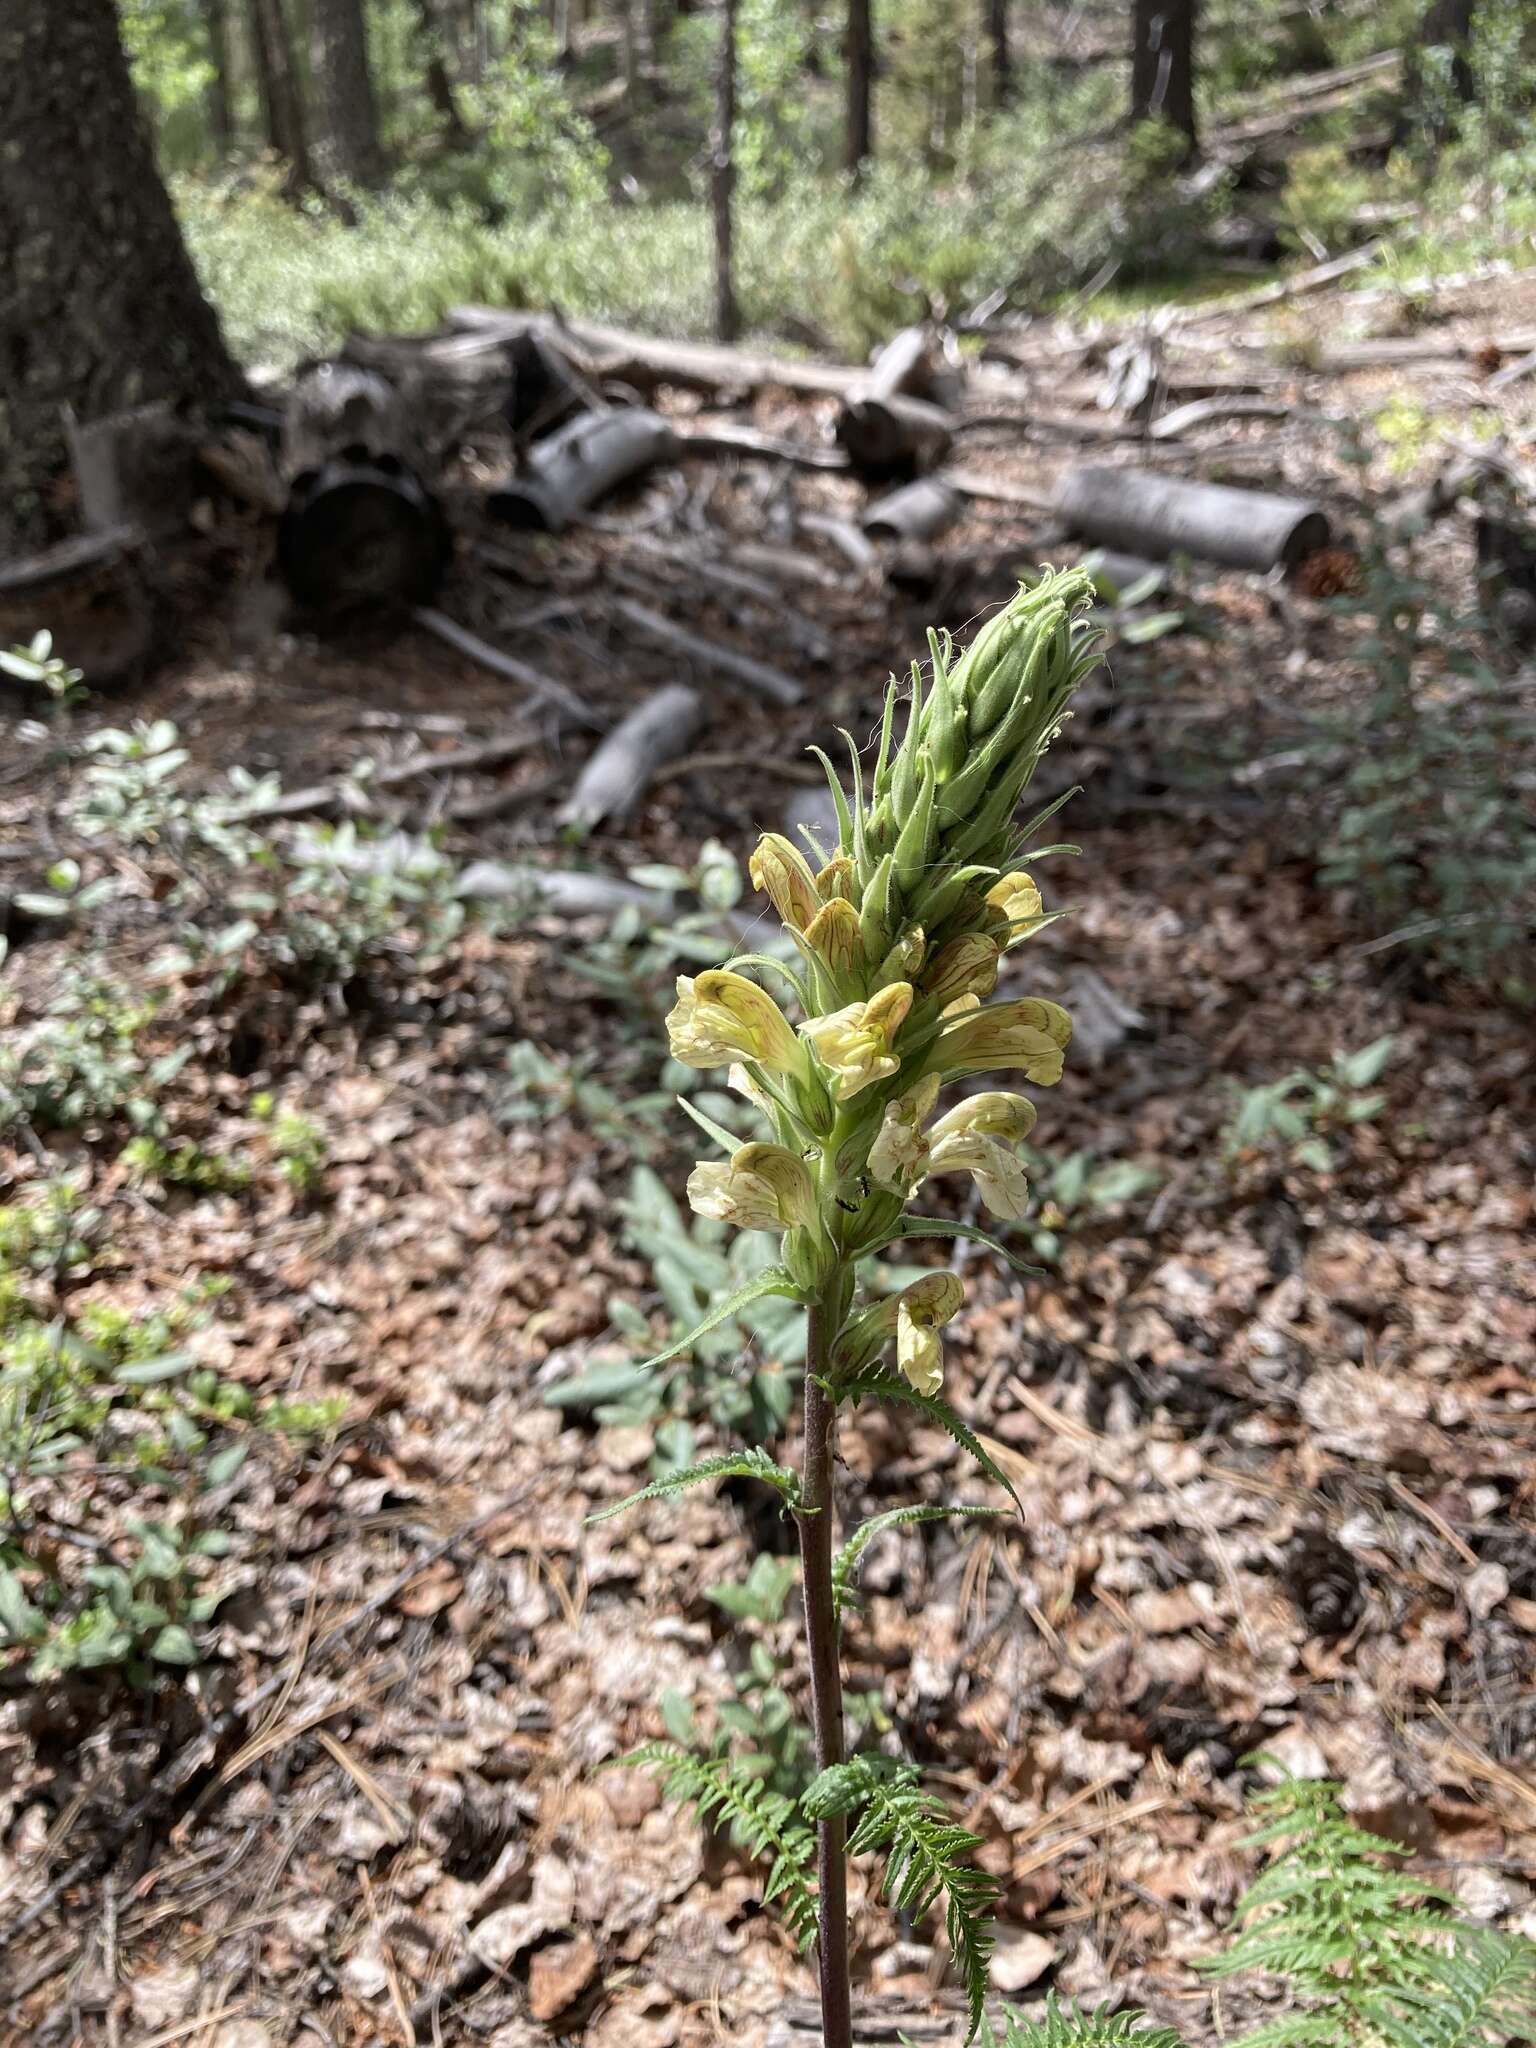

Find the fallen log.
[
  {"left": 489, "top": 407, "right": 679, "bottom": 533},
  {"left": 862, "top": 477, "right": 960, "bottom": 544},
  {"left": 1057, "top": 466, "right": 1329, "bottom": 572},
  {"left": 799, "top": 512, "right": 878, "bottom": 574},
  {"left": 555, "top": 684, "right": 705, "bottom": 830},
  {"left": 835, "top": 325, "right": 954, "bottom": 481},
  {"left": 608, "top": 595, "right": 803, "bottom": 705},
  {"left": 449, "top": 306, "right": 862, "bottom": 399},
  {"left": 456, "top": 862, "right": 674, "bottom": 915},
  {"left": 277, "top": 363, "right": 451, "bottom": 609}
]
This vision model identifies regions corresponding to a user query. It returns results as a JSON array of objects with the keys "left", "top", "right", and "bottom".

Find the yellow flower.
[
  {"left": 726, "top": 1062, "right": 776, "bottom": 1118},
  {"left": 927, "top": 1130, "right": 1031, "bottom": 1221},
  {"left": 896, "top": 1271, "right": 965, "bottom": 1396},
  {"left": 985, "top": 871, "right": 1045, "bottom": 946},
  {"left": 801, "top": 982, "right": 914, "bottom": 1100},
  {"left": 804, "top": 898, "right": 862, "bottom": 980},
  {"left": 749, "top": 833, "right": 821, "bottom": 933},
  {"left": 687, "top": 1143, "right": 818, "bottom": 1232},
  {"left": 930, "top": 1091, "right": 1037, "bottom": 1145},
  {"left": 921, "top": 934, "right": 1000, "bottom": 1007},
  {"left": 667, "top": 970, "right": 808, "bottom": 1079},
  {"left": 815, "top": 856, "right": 856, "bottom": 902},
  {"left": 867, "top": 1076, "right": 941, "bottom": 1192},
  {"left": 935, "top": 997, "right": 1072, "bottom": 1085}
]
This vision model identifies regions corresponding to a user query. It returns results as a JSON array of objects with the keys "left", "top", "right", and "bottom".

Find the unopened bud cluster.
[{"left": 667, "top": 570, "right": 1098, "bottom": 1396}]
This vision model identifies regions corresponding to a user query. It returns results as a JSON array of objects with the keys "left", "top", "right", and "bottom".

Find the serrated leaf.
[
  {"left": 832, "top": 1504, "right": 1007, "bottom": 1620},
  {"left": 888, "top": 1215, "right": 1045, "bottom": 1277},
  {"left": 587, "top": 1448, "right": 800, "bottom": 1524},
  {"left": 832, "top": 1366, "right": 1024, "bottom": 1518},
  {"left": 635, "top": 1267, "right": 804, "bottom": 1369}
]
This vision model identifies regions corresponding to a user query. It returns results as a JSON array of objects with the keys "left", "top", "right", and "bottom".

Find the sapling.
[{"left": 596, "top": 570, "right": 1100, "bottom": 2045}]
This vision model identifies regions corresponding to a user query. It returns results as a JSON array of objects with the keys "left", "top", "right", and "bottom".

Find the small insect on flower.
[
  {"left": 668, "top": 969, "right": 809, "bottom": 1082},
  {"left": 801, "top": 983, "right": 914, "bottom": 1100}
]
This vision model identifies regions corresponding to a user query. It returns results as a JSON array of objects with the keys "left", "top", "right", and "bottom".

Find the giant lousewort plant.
[{"left": 598, "top": 569, "right": 1100, "bottom": 2045}]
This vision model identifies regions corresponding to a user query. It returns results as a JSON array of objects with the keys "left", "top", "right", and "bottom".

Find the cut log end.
[{"left": 278, "top": 462, "right": 451, "bottom": 610}]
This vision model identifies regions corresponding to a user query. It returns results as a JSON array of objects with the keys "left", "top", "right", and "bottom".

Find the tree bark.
[
  {"left": 1130, "top": 0, "right": 1197, "bottom": 156},
  {"left": 409, "top": 0, "right": 471, "bottom": 143},
  {"left": 986, "top": 0, "right": 1010, "bottom": 101},
  {"left": 201, "top": 0, "right": 236, "bottom": 155},
  {"left": 313, "top": 0, "right": 383, "bottom": 185},
  {"left": 0, "top": 0, "right": 242, "bottom": 556},
  {"left": 251, "top": 0, "right": 314, "bottom": 192},
  {"left": 712, "top": 0, "right": 739, "bottom": 343},
  {"left": 845, "top": 0, "right": 873, "bottom": 173}
]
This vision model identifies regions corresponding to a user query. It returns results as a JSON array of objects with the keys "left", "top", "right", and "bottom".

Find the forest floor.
[{"left": 2, "top": 261, "right": 1535, "bottom": 2048}]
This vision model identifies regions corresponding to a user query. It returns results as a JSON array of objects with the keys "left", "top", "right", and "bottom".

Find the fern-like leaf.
[
  {"left": 832, "top": 1503, "right": 1008, "bottom": 1620},
  {"left": 1363, "top": 1924, "right": 1536, "bottom": 2048},
  {"left": 804, "top": 1755, "right": 998, "bottom": 2038},
  {"left": 612, "top": 1744, "right": 818, "bottom": 1948},
  {"left": 981, "top": 1996, "right": 1188, "bottom": 2047},
  {"left": 831, "top": 1366, "right": 1024, "bottom": 1517},
  {"left": 587, "top": 1448, "right": 800, "bottom": 1523}
]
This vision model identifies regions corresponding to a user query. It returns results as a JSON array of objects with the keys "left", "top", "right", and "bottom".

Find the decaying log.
[
  {"left": 835, "top": 325, "right": 955, "bottom": 480},
  {"left": 1058, "top": 465, "right": 1329, "bottom": 572},
  {"left": 456, "top": 863, "right": 673, "bottom": 915},
  {"left": 489, "top": 407, "right": 679, "bottom": 533},
  {"left": 410, "top": 607, "right": 598, "bottom": 724},
  {"left": 862, "top": 477, "right": 960, "bottom": 544},
  {"left": 608, "top": 595, "right": 803, "bottom": 705},
  {"left": 555, "top": 684, "right": 705, "bottom": 830},
  {"left": 0, "top": 527, "right": 152, "bottom": 685},
  {"left": 278, "top": 364, "right": 450, "bottom": 609}
]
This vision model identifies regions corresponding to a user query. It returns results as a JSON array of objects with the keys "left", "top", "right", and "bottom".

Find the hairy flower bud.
[{"left": 750, "top": 833, "right": 821, "bottom": 933}]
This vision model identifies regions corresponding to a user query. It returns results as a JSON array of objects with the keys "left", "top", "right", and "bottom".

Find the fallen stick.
[
  {"left": 617, "top": 538, "right": 833, "bottom": 658},
  {"left": 799, "top": 512, "right": 878, "bottom": 573},
  {"left": 554, "top": 684, "right": 705, "bottom": 830},
  {"left": 1057, "top": 465, "right": 1329, "bottom": 571},
  {"left": 224, "top": 729, "right": 543, "bottom": 825},
  {"left": 1176, "top": 243, "right": 1382, "bottom": 325},
  {"left": 456, "top": 863, "right": 673, "bottom": 914},
  {"left": 675, "top": 424, "right": 849, "bottom": 470},
  {"left": 448, "top": 306, "right": 863, "bottom": 399},
  {"left": 725, "top": 541, "right": 841, "bottom": 589},
  {"left": 410, "top": 606, "right": 600, "bottom": 725},
  {"left": 1148, "top": 395, "right": 1293, "bottom": 440},
  {"left": 608, "top": 594, "right": 803, "bottom": 705}
]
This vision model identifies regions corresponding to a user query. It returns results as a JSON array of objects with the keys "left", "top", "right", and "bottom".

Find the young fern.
[
  {"left": 1206, "top": 1773, "right": 1536, "bottom": 2048},
  {"left": 616, "top": 1744, "right": 819, "bottom": 1949},
  {"left": 980, "top": 1999, "right": 1187, "bottom": 2047},
  {"left": 587, "top": 1448, "right": 800, "bottom": 1522},
  {"left": 803, "top": 1756, "right": 999, "bottom": 2038}
]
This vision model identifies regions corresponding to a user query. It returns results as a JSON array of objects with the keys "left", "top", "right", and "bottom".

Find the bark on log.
[
  {"left": 861, "top": 478, "right": 960, "bottom": 543},
  {"left": 489, "top": 407, "right": 678, "bottom": 533},
  {"left": 1057, "top": 466, "right": 1330, "bottom": 572},
  {"left": 555, "top": 684, "right": 704, "bottom": 829},
  {"left": 835, "top": 326, "right": 955, "bottom": 480}
]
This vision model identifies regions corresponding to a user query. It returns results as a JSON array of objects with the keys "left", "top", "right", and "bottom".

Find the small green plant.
[
  {"left": 0, "top": 966, "right": 190, "bottom": 1137},
  {"left": 981, "top": 2004, "right": 1184, "bottom": 2047},
  {"left": 0, "top": 631, "right": 87, "bottom": 718},
  {"left": 120, "top": 1135, "right": 253, "bottom": 1195},
  {"left": 1223, "top": 1037, "right": 1396, "bottom": 1174},
  {"left": 251, "top": 1097, "right": 329, "bottom": 1196},
  {"left": 566, "top": 839, "right": 761, "bottom": 1020},
  {"left": 1015, "top": 1150, "right": 1161, "bottom": 1263},
  {"left": 592, "top": 574, "right": 1100, "bottom": 2044},
  {"left": 501, "top": 1041, "right": 675, "bottom": 1159}
]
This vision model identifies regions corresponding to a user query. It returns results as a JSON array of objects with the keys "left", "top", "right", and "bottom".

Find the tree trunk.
[
  {"left": 1399, "top": 0, "right": 1476, "bottom": 146},
  {"left": 1131, "top": 0, "right": 1197, "bottom": 156},
  {"left": 411, "top": 0, "right": 471, "bottom": 142},
  {"left": 845, "top": 0, "right": 873, "bottom": 173},
  {"left": 0, "top": 0, "right": 243, "bottom": 556},
  {"left": 251, "top": 0, "right": 313, "bottom": 192},
  {"left": 712, "top": 0, "right": 739, "bottom": 343},
  {"left": 986, "top": 0, "right": 1009, "bottom": 101},
  {"left": 201, "top": 0, "right": 236, "bottom": 155},
  {"left": 313, "top": 0, "right": 383, "bottom": 185}
]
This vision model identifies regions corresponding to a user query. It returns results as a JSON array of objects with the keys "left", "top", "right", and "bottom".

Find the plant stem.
[{"left": 798, "top": 1295, "right": 852, "bottom": 2048}]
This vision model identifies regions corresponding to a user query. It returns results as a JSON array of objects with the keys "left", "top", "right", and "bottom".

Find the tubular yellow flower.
[
  {"left": 935, "top": 997, "right": 1072, "bottom": 1085},
  {"left": 921, "top": 934, "right": 1000, "bottom": 1007},
  {"left": 804, "top": 898, "right": 863, "bottom": 980},
  {"left": 929, "top": 1091, "right": 1037, "bottom": 1145},
  {"left": 687, "top": 1143, "right": 818, "bottom": 1232},
  {"left": 928, "top": 1130, "right": 1031, "bottom": 1221},
  {"left": 896, "top": 1270, "right": 965, "bottom": 1396},
  {"left": 985, "top": 871, "right": 1045, "bottom": 946},
  {"left": 815, "top": 856, "right": 856, "bottom": 902},
  {"left": 867, "top": 1075, "right": 941, "bottom": 1192},
  {"left": 801, "top": 982, "right": 914, "bottom": 1100},
  {"left": 667, "top": 969, "right": 808, "bottom": 1080},
  {"left": 750, "top": 833, "right": 821, "bottom": 933},
  {"left": 726, "top": 1062, "right": 776, "bottom": 1118}
]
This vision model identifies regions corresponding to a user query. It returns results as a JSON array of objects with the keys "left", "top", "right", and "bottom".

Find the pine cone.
[{"left": 1285, "top": 1527, "right": 1365, "bottom": 1640}]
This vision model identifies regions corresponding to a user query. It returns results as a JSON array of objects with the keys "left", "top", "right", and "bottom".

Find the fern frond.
[
  {"left": 980, "top": 1994, "right": 1187, "bottom": 2046},
  {"left": 1363, "top": 1925, "right": 1536, "bottom": 2048},
  {"left": 586, "top": 1448, "right": 800, "bottom": 1523},
  {"left": 831, "top": 1366, "right": 1024, "bottom": 1517},
  {"left": 831, "top": 1503, "right": 1007, "bottom": 1620},
  {"left": 804, "top": 1755, "right": 998, "bottom": 2038},
  {"left": 613, "top": 1743, "right": 818, "bottom": 1947}
]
